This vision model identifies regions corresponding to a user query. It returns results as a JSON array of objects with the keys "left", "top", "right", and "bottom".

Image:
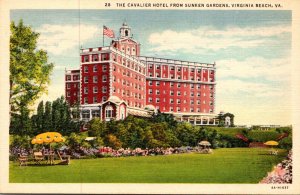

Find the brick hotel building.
[{"left": 65, "top": 22, "right": 218, "bottom": 126}]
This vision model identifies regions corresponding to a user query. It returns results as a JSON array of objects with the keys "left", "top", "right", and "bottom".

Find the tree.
[
  {"left": 10, "top": 106, "right": 32, "bottom": 135},
  {"left": 44, "top": 101, "right": 52, "bottom": 131},
  {"left": 36, "top": 101, "right": 45, "bottom": 132},
  {"left": 10, "top": 20, "right": 54, "bottom": 116}
]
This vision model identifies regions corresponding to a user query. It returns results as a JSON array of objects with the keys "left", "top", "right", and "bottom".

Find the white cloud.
[
  {"left": 213, "top": 56, "right": 292, "bottom": 125},
  {"left": 217, "top": 57, "right": 291, "bottom": 82},
  {"left": 53, "top": 64, "right": 67, "bottom": 70},
  {"left": 148, "top": 25, "right": 291, "bottom": 53},
  {"left": 37, "top": 24, "right": 99, "bottom": 55},
  {"left": 30, "top": 84, "right": 65, "bottom": 114}
]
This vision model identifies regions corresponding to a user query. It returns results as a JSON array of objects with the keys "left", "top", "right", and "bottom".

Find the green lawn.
[{"left": 10, "top": 148, "right": 287, "bottom": 183}]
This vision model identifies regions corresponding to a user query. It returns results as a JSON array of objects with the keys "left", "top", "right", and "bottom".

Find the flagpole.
[{"left": 103, "top": 25, "right": 104, "bottom": 47}]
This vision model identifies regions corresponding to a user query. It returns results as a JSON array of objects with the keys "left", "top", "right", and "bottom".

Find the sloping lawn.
[{"left": 10, "top": 148, "right": 287, "bottom": 183}]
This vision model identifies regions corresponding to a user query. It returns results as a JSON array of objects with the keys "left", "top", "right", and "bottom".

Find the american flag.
[{"left": 103, "top": 26, "right": 115, "bottom": 38}]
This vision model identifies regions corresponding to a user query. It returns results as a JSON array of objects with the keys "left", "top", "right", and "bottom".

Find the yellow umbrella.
[
  {"left": 31, "top": 132, "right": 65, "bottom": 144},
  {"left": 264, "top": 141, "right": 279, "bottom": 146}
]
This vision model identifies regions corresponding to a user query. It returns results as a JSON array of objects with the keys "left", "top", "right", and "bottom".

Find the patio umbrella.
[
  {"left": 264, "top": 140, "right": 279, "bottom": 146},
  {"left": 31, "top": 132, "right": 66, "bottom": 149},
  {"left": 198, "top": 141, "right": 211, "bottom": 146}
]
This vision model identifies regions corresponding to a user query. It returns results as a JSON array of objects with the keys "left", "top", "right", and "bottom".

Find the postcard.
[{"left": 0, "top": 0, "right": 300, "bottom": 194}]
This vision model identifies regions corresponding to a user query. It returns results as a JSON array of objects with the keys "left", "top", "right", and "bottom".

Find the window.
[
  {"left": 191, "top": 92, "right": 194, "bottom": 97},
  {"left": 93, "top": 97, "right": 98, "bottom": 103},
  {"left": 93, "top": 76, "right": 98, "bottom": 83},
  {"left": 149, "top": 64, "right": 153, "bottom": 69},
  {"left": 102, "top": 86, "right": 107, "bottom": 93},
  {"left": 102, "top": 75, "right": 107, "bottom": 82},
  {"left": 84, "top": 56, "right": 89, "bottom": 62},
  {"left": 113, "top": 66, "right": 116, "bottom": 71},
  {"left": 191, "top": 100, "right": 194, "bottom": 105},
  {"left": 92, "top": 110, "right": 100, "bottom": 118},
  {"left": 197, "top": 69, "right": 201, "bottom": 73},
  {"left": 197, "top": 92, "right": 200, "bottom": 97},
  {"left": 149, "top": 73, "right": 153, "bottom": 77},
  {"left": 102, "top": 65, "right": 107, "bottom": 72},
  {"left": 93, "top": 55, "right": 98, "bottom": 61},
  {"left": 102, "top": 96, "right": 107, "bottom": 102},
  {"left": 177, "top": 67, "right": 181, "bottom": 71},
  {"left": 105, "top": 105, "right": 113, "bottom": 119},
  {"left": 67, "top": 83, "right": 70, "bottom": 89},
  {"left": 84, "top": 66, "right": 88, "bottom": 73},
  {"left": 156, "top": 90, "right": 160, "bottom": 95},
  {"left": 66, "top": 75, "right": 71, "bottom": 81},
  {"left": 190, "top": 108, "right": 194, "bottom": 112},
  {"left": 177, "top": 91, "right": 181, "bottom": 96},
  {"left": 67, "top": 91, "right": 70, "bottom": 97},
  {"left": 170, "top": 90, "right": 174, "bottom": 96},
  {"left": 197, "top": 100, "right": 201, "bottom": 105},
  {"left": 74, "top": 75, "right": 79, "bottom": 81},
  {"left": 197, "top": 84, "right": 201, "bottom": 89},
  {"left": 156, "top": 81, "right": 160, "bottom": 86},
  {"left": 84, "top": 87, "right": 88, "bottom": 94},
  {"left": 170, "top": 98, "right": 174, "bottom": 104},
  {"left": 156, "top": 73, "right": 160, "bottom": 78},
  {"left": 191, "top": 68, "right": 195, "bottom": 72},
  {"left": 149, "top": 97, "right": 153, "bottom": 103},
  {"left": 177, "top": 107, "right": 181, "bottom": 112},
  {"left": 156, "top": 65, "right": 160, "bottom": 69},
  {"left": 93, "top": 86, "right": 98, "bottom": 93},
  {"left": 170, "top": 107, "right": 174, "bottom": 112},
  {"left": 82, "top": 110, "right": 90, "bottom": 119},
  {"left": 149, "top": 81, "right": 153, "bottom": 86},
  {"left": 197, "top": 108, "right": 201, "bottom": 112},
  {"left": 171, "top": 74, "right": 174, "bottom": 79},
  {"left": 93, "top": 65, "right": 98, "bottom": 72},
  {"left": 84, "top": 97, "right": 88, "bottom": 104},
  {"left": 171, "top": 66, "right": 175, "bottom": 71},
  {"left": 204, "top": 93, "right": 206, "bottom": 97},
  {"left": 177, "top": 83, "right": 181, "bottom": 88},
  {"left": 156, "top": 98, "right": 160, "bottom": 103},
  {"left": 170, "top": 82, "right": 174, "bottom": 87},
  {"left": 101, "top": 53, "right": 108, "bottom": 61},
  {"left": 177, "top": 99, "right": 181, "bottom": 104},
  {"left": 191, "top": 84, "right": 194, "bottom": 89}
]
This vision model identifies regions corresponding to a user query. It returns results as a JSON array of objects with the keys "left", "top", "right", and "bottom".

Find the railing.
[
  {"left": 80, "top": 46, "right": 146, "bottom": 67},
  {"left": 139, "top": 56, "right": 215, "bottom": 68}
]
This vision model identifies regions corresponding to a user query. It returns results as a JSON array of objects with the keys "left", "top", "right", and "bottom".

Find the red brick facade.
[{"left": 65, "top": 22, "right": 217, "bottom": 124}]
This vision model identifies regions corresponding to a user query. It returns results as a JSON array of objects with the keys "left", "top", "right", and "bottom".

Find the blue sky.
[{"left": 11, "top": 10, "right": 292, "bottom": 125}]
